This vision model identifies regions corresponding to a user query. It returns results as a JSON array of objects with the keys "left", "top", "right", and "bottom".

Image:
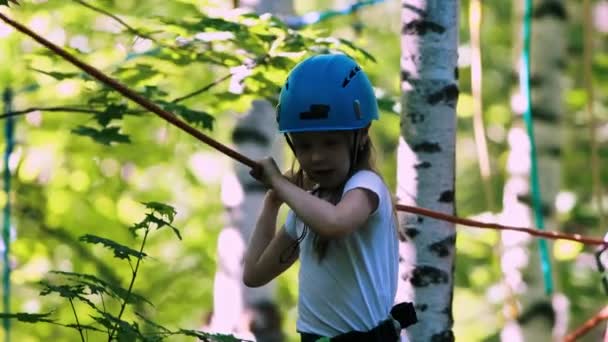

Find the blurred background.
[{"left": 0, "top": 0, "right": 607, "bottom": 341}]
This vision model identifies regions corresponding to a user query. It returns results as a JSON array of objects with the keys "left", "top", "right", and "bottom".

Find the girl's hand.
[
  {"left": 249, "top": 157, "right": 283, "bottom": 189},
  {"left": 265, "top": 189, "right": 284, "bottom": 207}
]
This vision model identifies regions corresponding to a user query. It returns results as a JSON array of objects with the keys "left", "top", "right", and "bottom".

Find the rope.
[
  {"left": 520, "top": 0, "right": 554, "bottom": 295},
  {"left": 0, "top": 13, "right": 259, "bottom": 171},
  {"left": 563, "top": 305, "right": 608, "bottom": 342},
  {"left": 2, "top": 88, "right": 14, "bottom": 342},
  {"left": 1, "top": 13, "right": 608, "bottom": 251}
]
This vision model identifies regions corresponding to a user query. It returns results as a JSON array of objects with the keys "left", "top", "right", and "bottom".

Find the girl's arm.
[
  {"left": 242, "top": 191, "right": 299, "bottom": 288},
  {"left": 271, "top": 175, "right": 377, "bottom": 239},
  {"left": 250, "top": 158, "right": 378, "bottom": 239}
]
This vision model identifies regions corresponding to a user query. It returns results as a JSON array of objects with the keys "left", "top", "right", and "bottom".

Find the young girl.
[{"left": 243, "top": 54, "right": 416, "bottom": 341}]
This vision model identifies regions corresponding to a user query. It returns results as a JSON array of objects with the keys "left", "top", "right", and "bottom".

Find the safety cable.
[
  {"left": 520, "top": 0, "right": 554, "bottom": 295},
  {"left": 1, "top": 13, "right": 607, "bottom": 250},
  {"left": 2, "top": 88, "right": 13, "bottom": 342}
]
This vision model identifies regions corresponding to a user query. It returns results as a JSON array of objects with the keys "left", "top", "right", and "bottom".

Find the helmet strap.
[
  {"left": 284, "top": 133, "right": 295, "bottom": 154},
  {"left": 349, "top": 130, "right": 360, "bottom": 176}
]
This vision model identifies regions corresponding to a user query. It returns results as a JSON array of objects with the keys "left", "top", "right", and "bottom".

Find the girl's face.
[{"left": 289, "top": 130, "right": 362, "bottom": 189}]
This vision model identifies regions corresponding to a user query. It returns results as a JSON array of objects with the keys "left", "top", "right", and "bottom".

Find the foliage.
[
  {"left": 1, "top": 202, "right": 245, "bottom": 341},
  {"left": 1, "top": 0, "right": 608, "bottom": 341}
]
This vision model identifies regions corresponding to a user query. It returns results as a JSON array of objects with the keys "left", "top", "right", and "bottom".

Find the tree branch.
[
  {"left": 107, "top": 228, "right": 149, "bottom": 341},
  {"left": 0, "top": 106, "right": 145, "bottom": 120},
  {"left": 171, "top": 72, "right": 233, "bottom": 103},
  {"left": 171, "top": 57, "right": 263, "bottom": 103},
  {"left": 69, "top": 298, "right": 86, "bottom": 342},
  {"left": 70, "top": 0, "right": 164, "bottom": 47},
  {"left": 0, "top": 107, "right": 103, "bottom": 119}
]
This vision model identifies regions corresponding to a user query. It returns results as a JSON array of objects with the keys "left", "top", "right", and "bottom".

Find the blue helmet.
[{"left": 277, "top": 54, "right": 378, "bottom": 133}]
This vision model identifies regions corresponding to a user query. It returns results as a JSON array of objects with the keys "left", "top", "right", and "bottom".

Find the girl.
[{"left": 243, "top": 54, "right": 416, "bottom": 341}]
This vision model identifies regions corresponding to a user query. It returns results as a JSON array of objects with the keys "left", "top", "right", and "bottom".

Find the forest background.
[{"left": 0, "top": 0, "right": 607, "bottom": 341}]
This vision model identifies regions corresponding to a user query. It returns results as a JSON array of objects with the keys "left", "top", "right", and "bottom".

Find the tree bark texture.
[{"left": 397, "top": 1, "right": 459, "bottom": 341}]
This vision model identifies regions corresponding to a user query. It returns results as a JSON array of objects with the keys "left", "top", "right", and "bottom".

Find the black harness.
[{"left": 299, "top": 302, "right": 418, "bottom": 342}]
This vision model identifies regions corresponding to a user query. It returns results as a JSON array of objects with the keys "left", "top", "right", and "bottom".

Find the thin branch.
[
  {"left": 69, "top": 298, "right": 86, "bottom": 342},
  {"left": 0, "top": 107, "right": 105, "bottom": 120},
  {"left": 0, "top": 12, "right": 260, "bottom": 168},
  {"left": 108, "top": 228, "right": 150, "bottom": 341},
  {"left": 172, "top": 57, "right": 263, "bottom": 103},
  {"left": 171, "top": 72, "right": 233, "bottom": 103},
  {"left": 99, "top": 293, "right": 111, "bottom": 336},
  {"left": 70, "top": 0, "right": 164, "bottom": 47},
  {"left": 0, "top": 106, "right": 144, "bottom": 121}
]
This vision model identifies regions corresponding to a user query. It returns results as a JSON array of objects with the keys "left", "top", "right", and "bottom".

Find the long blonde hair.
[{"left": 284, "top": 130, "right": 397, "bottom": 262}]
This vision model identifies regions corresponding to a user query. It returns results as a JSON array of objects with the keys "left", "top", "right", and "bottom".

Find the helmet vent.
[
  {"left": 300, "top": 104, "right": 330, "bottom": 120},
  {"left": 342, "top": 66, "right": 362, "bottom": 88},
  {"left": 353, "top": 100, "right": 362, "bottom": 119}
]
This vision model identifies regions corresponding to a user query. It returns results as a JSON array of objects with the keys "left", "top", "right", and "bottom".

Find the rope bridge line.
[{"left": 1, "top": 13, "right": 607, "bottom": 250}]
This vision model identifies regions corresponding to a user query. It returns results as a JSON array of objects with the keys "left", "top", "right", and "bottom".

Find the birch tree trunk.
[
  {"left": 500, "top": 1, "right": 568, "bottom": 341},
  {"left": 211, "top": 99, "right": 285, "bottom": 342},
  {"left": 209, "top": 2, "right": 293, "bottom": 341},
  {"left": 396, "top": 1, "right": 459, "bottom": 341}
]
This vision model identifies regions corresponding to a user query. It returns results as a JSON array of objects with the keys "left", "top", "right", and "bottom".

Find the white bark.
[
  {"left": 210, "top": 1, "right": 292, "bottom": 340},
  {"left": 209, "top": 99, "right": 283, "bottom": 341},
  {"left": 397, "top": 1, "right": 459, "bottom": 341}
]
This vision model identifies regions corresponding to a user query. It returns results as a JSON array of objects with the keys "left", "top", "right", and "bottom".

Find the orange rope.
[
  {"left": 563, "top": 306, "right": 608, "bottom": 341},
  {"left": 2, "top": 13, "right": 607, "bottom": 248},
  {"left": 0, "top": 12, "right": 259, "bottom": 171}
]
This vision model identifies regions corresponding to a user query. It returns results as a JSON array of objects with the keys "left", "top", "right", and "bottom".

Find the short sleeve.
[
  {"left": 342, "top": 170, "right": 386, "bottom": 216},
  {"left": 284, "top": 210, "right": 298, "bottom": 239}
]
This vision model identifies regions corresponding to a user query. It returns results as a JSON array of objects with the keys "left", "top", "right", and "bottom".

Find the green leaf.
[
  {"left": 62, "top": 323, "right": 104, "bottom": 333},
  {"left": 91, "top": 312, "right": 143, "bottom": 340},
  {"left": 377, "top": 96, "right": 399, "bottom": 115},
  {"left": 30, "top": 68, "right": 80, "bottom": 81},
  {"left": 71, "top": 125, "right": 131, "bottom": 145},
  {"left": 129, "top": 202, "right": 181, "bottom": 240},
  {"left": 39, "top": 281, "right": 86, "bottom": 299},
  {"left": 136, "top": 312, "right": 170, "bottom": 331},
  {"left": 115, "top": 64, "right": 160, "bottom": 85},
  {"left": 145, "top": 213, "right": 182, "bottom": 240},
  {"left": 159, "top": 102, "right": 214, "bottom": 129},
  {"left": 79, "top": 234, "right": 147, "bottom": 260},
  {"left": 39, "top": 281, "right": 97, "bottom": 309},
  {"left": 142, "top": 85, "right": 169, "bottom": 99},
  {"left": 129, "top": 221, "right": 149, "bottom": 236},
  {"left": 50, "top": 271, "right": 153, "bottom": 306},
  {"left": 336, "top": 38, "right": 376, "bottom": 63},
  {"left": 143, "top": 202, "right": 176, "bottom": 222},
  {"left": 177, "top": 329, "right": 245, "bottom": 342},
  {"left": 0, "top": 312, "right": 54, "bottom": 324},
  {"left": 96, "top": 104, "right": 128, "bottom": 127}
]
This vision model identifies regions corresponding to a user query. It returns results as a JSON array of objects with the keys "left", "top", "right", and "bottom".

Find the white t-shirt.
[{"left": 284, "top": 170, "right": 399, "bottom": 337}]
